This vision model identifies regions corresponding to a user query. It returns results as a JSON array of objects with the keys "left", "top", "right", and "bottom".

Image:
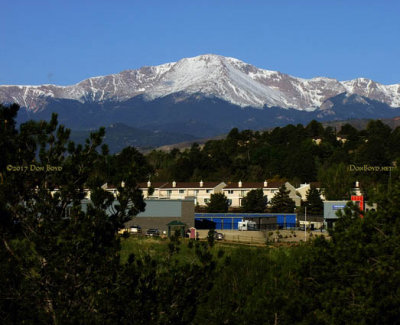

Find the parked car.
[
  {"left": 146, "top": 228, "right": 160, "bottom": 237},
  {"left": 118, "top": 228, "right": 129, "bottom": 235},
  {"left": 215, "top": 232, "right": 224, "bottom": 240},
  {"left": 129, "top": 225, "right": 142, "bottom": 234}
]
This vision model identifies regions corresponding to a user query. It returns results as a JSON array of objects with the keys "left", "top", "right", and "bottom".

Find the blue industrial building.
[{"left": 195, "top": 213, "right": 297, "bottom": 230}]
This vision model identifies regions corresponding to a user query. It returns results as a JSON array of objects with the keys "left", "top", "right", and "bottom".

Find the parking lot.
[{"left": 196, "top": 229, "right": 329, "bottom": 244}]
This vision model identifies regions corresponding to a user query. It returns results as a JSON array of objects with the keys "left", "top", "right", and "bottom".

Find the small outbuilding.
[{"left": 167, "top": 220, "right": 186, "bottom": 237}]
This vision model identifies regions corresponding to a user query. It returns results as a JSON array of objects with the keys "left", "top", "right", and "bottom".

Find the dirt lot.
[{"left": 196, "top": 229, "right": 330, "bottom": 245}]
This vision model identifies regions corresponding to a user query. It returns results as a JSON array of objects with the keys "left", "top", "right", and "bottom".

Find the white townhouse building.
[
  {"left": 296, "top": 182, "right": 325, "bottom": 201},
  {"left": 222, "top": 180, "right": 301, "bottom": 208},
  {"left": 296, "top": 181, "right": 362, "bottom": 202},
  {"left": 102, "top": 180, "right": 301, "bottom": 208},
  {"left": 138, "top": 181, "right": 227, "bottom": 206}
]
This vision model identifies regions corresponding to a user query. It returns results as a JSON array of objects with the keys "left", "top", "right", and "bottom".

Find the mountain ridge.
[{"left": 2, "top": 54, "right": 400, "bottom": 111}]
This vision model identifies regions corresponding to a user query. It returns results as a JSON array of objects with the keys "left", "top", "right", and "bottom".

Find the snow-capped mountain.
[{"left": 1, "top": 54, "right": 400, "bottom": 111}]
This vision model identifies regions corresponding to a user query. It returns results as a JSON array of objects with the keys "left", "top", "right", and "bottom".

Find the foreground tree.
[
  {"left": 296, "top": 179, "right": 400, "bottom": 324},
  {"left": 0, "top": 103, "right": 149, "bottom": 323},
  {"left": 0, "top": 104, "right": 217, "bottom": 324},
  {"left": 241, "top": 189, "right": 267, "bottom": 213}
]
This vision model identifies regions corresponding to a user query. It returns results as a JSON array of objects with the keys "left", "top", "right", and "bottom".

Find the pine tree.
[
  {"left": 269, "top": 184, "right": 295, "bottom": 213},
  {"left": 318, "top": 162, "right": 355, "bottom": 200},
  {"left": 241, "top": 189, "right": 267, "bottom": 213},
  {"left": 207, "top": 193, "right": 229, "bottom": 213},
  {"left": 0, "top": 104, "right": 218, "bottom": 323},
  {"left": 304, "top": 186, "right": 323, "bottom": 215}
]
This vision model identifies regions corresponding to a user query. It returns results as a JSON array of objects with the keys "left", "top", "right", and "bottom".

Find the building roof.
[
  {"left": 167, "top": 220, "right": 186, "bottom": 226},
  {"left": 161, "top": 182, "right": 225, "bottom": 189},
  {"left": 297, "top": 182, "right": 322, "bottom": 189},
  {"left": 102, "top": 183, "right": 118, "bottom": 189},
  {"left": 223, "top": 181, "right": 285, "bottom": 189},
  {"left": 138, "top": 182, "right": 168, "bottom": 189}
]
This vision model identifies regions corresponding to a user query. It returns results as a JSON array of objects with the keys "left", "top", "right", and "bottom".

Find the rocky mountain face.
[
  {"left": 2, "top": 54, "right": 400, "bottom": 152},
  {"left": 2, "top": 54, "right": 400, "bottom": 112}
]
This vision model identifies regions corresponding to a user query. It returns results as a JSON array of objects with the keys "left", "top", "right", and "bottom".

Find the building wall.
[
  {"left": 323, "top": 200, "right": 347, "bottom": 221},
  {"left": 223, "top": 182, "right": 300, "bottom": 208},
  {"left": 125, "top": 199, "right": 194, "bottom": 232},
  {"left": 285, "top": 182, "right": 301, "bottom": 206},
  {"left": 195, "top": 213, "right": 297, "bottom": 230},
  {"left": 143, "top": 183, "right": 226, "bottom": 206}
]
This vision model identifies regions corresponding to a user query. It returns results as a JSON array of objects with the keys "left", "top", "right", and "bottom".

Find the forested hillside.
[{"left": 146, "top": 120, "right": 400, "bottom": 200}]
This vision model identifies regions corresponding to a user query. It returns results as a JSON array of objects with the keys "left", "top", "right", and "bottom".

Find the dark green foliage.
[
  {"left": 146, "top": 118, "right": 398, "bottom": 200},
  {"left": 305, "top": 119, "right": 324, "bottom": 137},
  {"left": 194, "top": 180, "right": 400, "bottom": 324},
  {"left": 3, "top": 103, "right": 400, "bottom": 324},
  {"left": 0, "top": 104, "right": 217, "bottom": 324},
  {"left": 206, "top": 193, "right": 229, "bottom": 213},
  {"left": 241, "top": 188, "right": 267, "bottom": 213},
  {"left": 318, "top": 162, "right": 355, "bottom": 200},
  {"left": 304, "top": 186, "right": 323, "bottom": 215},
  {"left": 207, "top": 229, "right": 215, "bottom": 247},
  {"left": 269, "top": 184, "right": 296, "bottom": 213},
  {"left": 294, "top": 182, "right": 400, "bottom": 324}
]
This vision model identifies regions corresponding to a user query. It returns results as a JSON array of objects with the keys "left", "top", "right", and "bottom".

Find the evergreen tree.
[
  {"left": 0, "top": 104, "right": 218, "bottom": 324},
  {"left": 207, "top": 193, "right": 229, "bottom": 213},
  {"left": 269, "top": 184, "right": 296, "bottom": 213},
  {"left": 318, "top": 162, "right": 355, "bottom": 200},
  {"left": 304, "top": 186, "right": 323, "bottom": 215},
  {"left": 297, "top": 181, "right": 400, "bottom": 324},
  {"left": 0, "top": 104, "right": 149, "bottom": 323},
  {"left": 241, "top": 189, "right": 267, "bottom": 213}
]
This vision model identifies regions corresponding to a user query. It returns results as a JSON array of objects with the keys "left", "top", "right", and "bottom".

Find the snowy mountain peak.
[{"left": 1, "top": 54, "right": 400, "bottom": 111}]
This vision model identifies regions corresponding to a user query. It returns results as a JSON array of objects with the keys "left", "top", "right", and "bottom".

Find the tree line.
[
  {"left": 147, "top": 118, "right": 400, "bottom": 203},
  {"left": 204, "top": 185, "right": 323, "bottom": 215}
]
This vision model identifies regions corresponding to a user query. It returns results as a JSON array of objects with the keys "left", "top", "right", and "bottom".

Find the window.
[
  {"left": 228, "top": 199, "right": 232, "bottom": 206},
  {"left": 204, "top": 198, "right": 210, "bottom": 204},
  {"left": 167, "top": 190, "right": 172, "bottom": 196},
  {"left": 227, "top": 190, "right": 234, "bottom": 194},
  {"left": 206, "top": 189, "right": 211, "bottom": 193},
  {"left": 179, "top": 190, "right": 185, "bottom": 194},
  {"left": 195, "top": 190, "right": 199, "bottom": 194}
]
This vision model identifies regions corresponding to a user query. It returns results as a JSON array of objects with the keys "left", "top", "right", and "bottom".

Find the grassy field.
[
  {"left": 119, "top": 234, "right": 297, "bottom": 264},
  {"left": 118, "top": 234, "right": 314, "bottom": 323}
]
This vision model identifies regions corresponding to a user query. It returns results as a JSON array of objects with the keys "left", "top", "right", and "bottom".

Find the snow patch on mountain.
[{"left": 1, "top": 54, "right": 400, "bottom": 111}]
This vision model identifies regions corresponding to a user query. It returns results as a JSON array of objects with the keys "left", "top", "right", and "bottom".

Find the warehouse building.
[
  {"left": 195, "top": 213, "right": 297, "bottom": 230},
  {"left": 124, "top": 198, "right": 194, "bottom": 233}
]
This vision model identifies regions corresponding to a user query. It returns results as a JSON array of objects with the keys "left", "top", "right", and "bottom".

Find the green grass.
[{"left": 119, "top": 235, "right": 294, "bottom": 264}]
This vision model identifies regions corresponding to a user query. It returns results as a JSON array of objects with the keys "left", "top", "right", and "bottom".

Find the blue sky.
[{"left": 1, "top": 0, "right": 399, "bottom": 85}]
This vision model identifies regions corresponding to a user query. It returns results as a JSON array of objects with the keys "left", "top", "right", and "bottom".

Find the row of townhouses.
[
  {"left": 55, "top": 180, "right": 361, "bottom": 209},
  {"left": 104, "top": 180, "right": 305, "bottom": 207}
]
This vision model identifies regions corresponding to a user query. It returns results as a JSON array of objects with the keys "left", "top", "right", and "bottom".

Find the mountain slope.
[
  {"left": 2, "top": 54, "right": 400, "bottom": 111},
  {"left": 69, "top": 123, "right": 198, "bottom": 154},
  {"left": 15, "top": 92, "right": 399, "bottom": 136}
]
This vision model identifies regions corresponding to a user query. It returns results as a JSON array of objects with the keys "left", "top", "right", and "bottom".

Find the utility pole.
[{"left": 304, "top": 207, "right": 307, "bottom": 241}]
